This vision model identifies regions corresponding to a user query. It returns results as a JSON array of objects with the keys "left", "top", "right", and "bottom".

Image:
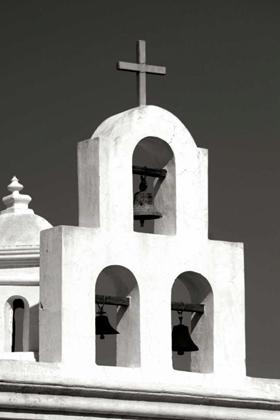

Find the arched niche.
[
  {"left": 171, "top": 272, "right": 213, "bottom": 373},
  {"left": 4, "top": 296, "right": 30, "bottom": 352},
  {"left": 95, "top": 265, "right": 140, "bottom": 368},
  {"left": 133, "top": 137, "right": 176, "bottom": 235}
]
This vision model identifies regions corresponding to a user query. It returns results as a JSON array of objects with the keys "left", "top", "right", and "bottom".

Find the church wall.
[
  {"left": 38, "top": 226, "right": 245, "bottom": 378},
  {"left": 39, "top": 226, "right": 96, "bottom": 364},
  {"left": 209, "top": 240, "right": 246, "bottom": 378},
  {"left": 0, "top": 106, "right": 279, "bottom": 419},
  {"left": 41, "top": 107, "right": 246, "bottom": 380}
]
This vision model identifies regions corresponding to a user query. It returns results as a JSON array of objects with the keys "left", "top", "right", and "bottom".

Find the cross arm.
[
  {"left": 117, "top": 61, "right": 166, "bottom": 75},
  {"left": 117, "top": 61, "right": 141, "bottom": 72},
  {"left": 145, "top": 64, "right": 166, "bottom": 75}
]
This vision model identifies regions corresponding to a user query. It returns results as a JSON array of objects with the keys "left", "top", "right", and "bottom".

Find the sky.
[{"left": 1, "top": 0, "right": 280, "bottom": 378}]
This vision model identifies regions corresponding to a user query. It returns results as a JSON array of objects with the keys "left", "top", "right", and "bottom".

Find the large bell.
[
  {"left": 133, "top": 175, "right": 162, "bottom": 227},
  {"left": 96, "top": 308, "right": 119, "bottom": 340},
  {"left": 172, "top": 315, "right": 199, "bottom": 355}
]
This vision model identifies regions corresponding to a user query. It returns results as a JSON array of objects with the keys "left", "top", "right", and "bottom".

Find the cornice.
[
  {"left": 0, "top": 381, "right": 279, "bottom": 419},
  {"left": 0, "top": 247, "right": 40, "bottom": 268},
  {"left": 0, "top": 279, "right": 39, "bottom": 286}
]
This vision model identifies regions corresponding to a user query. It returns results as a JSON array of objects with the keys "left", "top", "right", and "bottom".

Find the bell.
[
  {"left": 133, "top": 175, "right": 162, "bottom": 227},
  {"left": 96, "top": 307, "right": 119, "bottom": 340},
  {"left": 172, "top": 315, "right": 199, "bottom": 355}
]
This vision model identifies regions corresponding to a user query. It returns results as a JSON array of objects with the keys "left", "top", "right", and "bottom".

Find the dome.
[
  {"left": 0, "top": 176, "right": 52, "bottom": 249},
  {"left": 0, "top": 213, "right": 51, "bottom": 249}
]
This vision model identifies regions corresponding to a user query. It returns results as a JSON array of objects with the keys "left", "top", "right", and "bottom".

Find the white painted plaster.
[
  {"left": 0, "top": 177, "right": 51, "bottom": 249},
  {"left": 0, "top": 178, "right": 51, "bottom": 356},
  {"left": 0, "top": 108, "right": 279, "bottom": 419}
]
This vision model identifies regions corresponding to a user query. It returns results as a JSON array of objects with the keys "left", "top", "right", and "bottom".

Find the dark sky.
[{"left": 1, "top": 0, "right": 280, "bottom": 378}]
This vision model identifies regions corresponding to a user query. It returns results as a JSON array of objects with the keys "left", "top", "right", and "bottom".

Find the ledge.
[
  {"left": 0, "top": 247, "right": 40, "bottom": 268},
  {"left": 0, "top": 382, "right": 279, "bottom": 420},
  {"left": 0, "top": 279, "right": 39, "bottom": 286}
]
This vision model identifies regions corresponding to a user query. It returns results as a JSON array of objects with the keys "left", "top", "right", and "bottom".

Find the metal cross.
[{"left": 117, "top": 40, "right": 166, "bottom": 106}]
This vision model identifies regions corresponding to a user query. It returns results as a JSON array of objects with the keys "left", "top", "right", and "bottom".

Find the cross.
[{"left": 117, "top": 40, "right": 166, "bottom": 106}]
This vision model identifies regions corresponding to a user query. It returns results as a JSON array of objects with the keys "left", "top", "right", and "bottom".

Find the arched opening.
[
  {"left": 133, "top": 137, "right": 175, "bottom": 235},
  {"left": 171, "top": 272, "right": 213, "bottom": 373},
  {"left": 4, "top": 296, "right": 30, "bottom": 352},
  {"left": 172, "top": 282, "right": 192, "bottom": 371},
  {"left": 12, "top": 299, "right": 24, "bottom": 352},
  {"left": 95, "top": 265, "right": 140, "bottom": 367}
]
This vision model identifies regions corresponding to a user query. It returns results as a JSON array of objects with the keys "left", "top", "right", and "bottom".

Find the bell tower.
[
  {"left": 0, "top": 40, "right": 279, "bottom": 420},
  {"left": 39, "top": 41, "right": 245, "bottom": 379}
]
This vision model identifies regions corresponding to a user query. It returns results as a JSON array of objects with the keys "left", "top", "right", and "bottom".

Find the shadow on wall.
[{"left": 29, "top": 303, "right": 39, "bottom": 352}]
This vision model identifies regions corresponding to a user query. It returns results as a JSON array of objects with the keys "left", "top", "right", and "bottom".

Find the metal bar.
[
  {"left": 96, "top": 295, "right": 203, "bottom": 314},
  {"left": 96, "top": 294, "right": 130, "bottom": 307},
  {"left": 133, "top": 165, "right": 167, "bottom": 179},
  {"left": 171, "top": 302, "right": 204, "bottom": 314}
]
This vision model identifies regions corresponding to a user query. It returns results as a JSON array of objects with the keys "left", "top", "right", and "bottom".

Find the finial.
[
  {"left": 7, "top": 176, "right": 23, "bottom": 193},
  {"left": 1, "top": 176, "right": 34, "bottom": 215}
]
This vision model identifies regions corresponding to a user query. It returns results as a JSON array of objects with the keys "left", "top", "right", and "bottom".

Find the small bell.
[
  {"left": 96, "top": 304, "right": 119, "bottom": 340},
  {"left": 172, "top": 311, "right": 199, "bottom": 355},
  {"left": 133, "top": 174, "right": 162, "bottom": 227}
]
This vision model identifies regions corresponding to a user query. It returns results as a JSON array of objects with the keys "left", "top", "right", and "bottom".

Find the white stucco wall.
[
  {"left": 0, "top": 106, "right": 279, "bottom": 419},
  {"left": 38, "top": 106, "right": 254, "bottom": 386},
  {"left": 0, "top": 178, "right": 51, "bottom": 359}
]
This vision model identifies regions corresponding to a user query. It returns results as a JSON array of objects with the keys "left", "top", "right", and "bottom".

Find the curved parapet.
[{"left": 79, "top": 105, "right": 207, "bottom": 237}]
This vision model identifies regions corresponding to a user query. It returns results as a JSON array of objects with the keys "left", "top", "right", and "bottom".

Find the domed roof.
[{"left": 0, "top": 177, "right": 52, "bottom": 249}]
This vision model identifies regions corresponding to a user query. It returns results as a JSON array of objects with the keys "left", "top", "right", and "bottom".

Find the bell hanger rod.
[
  {"left": 171, "top": 301, "right": 204, "bottom": 314},
  {"left": 95, "top": 294, "right": 204, "bottom": 314},
  {"left": 132, "top": 165, "right": 167, "bottom": 179},
  {"left": 96, "top": 294, "right": 130, "bottom": 307}
]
